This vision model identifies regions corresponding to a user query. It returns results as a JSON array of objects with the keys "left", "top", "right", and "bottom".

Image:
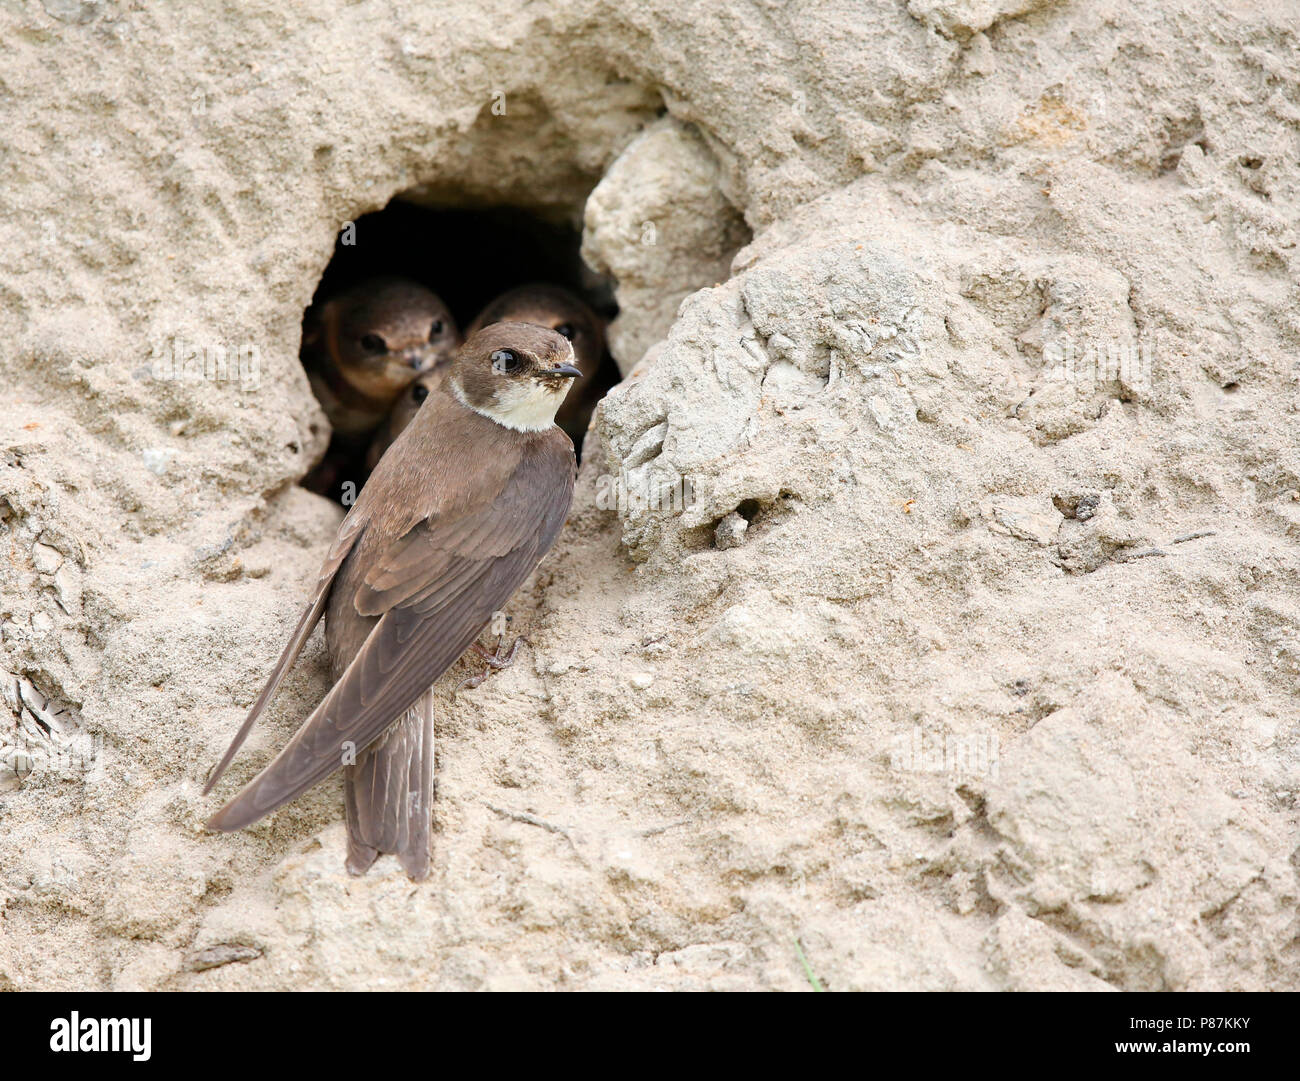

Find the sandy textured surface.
[{"left": 1, "top": 0, "right": 1297, "bottom": 990}]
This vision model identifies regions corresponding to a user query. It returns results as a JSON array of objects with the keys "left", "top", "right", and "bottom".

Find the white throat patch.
[{"left": 452, "top": 378, "right": 566, "bottom": 433}]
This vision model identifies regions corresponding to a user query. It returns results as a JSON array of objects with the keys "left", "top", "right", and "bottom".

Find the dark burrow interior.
[{"left": 301, "top": 198, "right": 620, "bottom": 503}]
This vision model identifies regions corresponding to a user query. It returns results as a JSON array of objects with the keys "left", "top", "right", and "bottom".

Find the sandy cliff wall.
[{"left": 0, "top": 0, "right": 1297, "bottom": 990}]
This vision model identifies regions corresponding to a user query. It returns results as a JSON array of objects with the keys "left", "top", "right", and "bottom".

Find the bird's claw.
[{"left": 458, "top": 634, "right": 529, "bottom": 692}]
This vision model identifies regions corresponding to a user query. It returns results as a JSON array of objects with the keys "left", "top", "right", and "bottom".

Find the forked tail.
[{"left": 343, "top": 688, "right": 436, "bottom": 880}]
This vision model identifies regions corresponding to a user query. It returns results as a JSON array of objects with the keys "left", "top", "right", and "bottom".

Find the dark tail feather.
[{"left": 343, "top": 689, "right": 435, "bottom": 880}]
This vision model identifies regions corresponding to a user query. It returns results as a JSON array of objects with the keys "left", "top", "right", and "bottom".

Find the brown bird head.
[
  {"left": 326, "top": 278, "right": 461, "bottom": 400},
  {"left": 467, "top": 283, "right": 605, "bottom": 376},
  {"left": 366, "top": 358, "right": 455, "bottom": 469},
  {"left": 387, "top": 361, "right": 450, "bottom": 434},
  {"left": 451, "top": 322, "right": 582, "bottom": 432}
]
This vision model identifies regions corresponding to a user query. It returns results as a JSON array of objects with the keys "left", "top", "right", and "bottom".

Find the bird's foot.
[{"left": 458, "top": 635, "right": 529, "bottom": 692}]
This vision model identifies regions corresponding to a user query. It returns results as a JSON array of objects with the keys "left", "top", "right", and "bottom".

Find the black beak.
[{"left": 540, "top": 363, "right": 582, "bottom": 379}]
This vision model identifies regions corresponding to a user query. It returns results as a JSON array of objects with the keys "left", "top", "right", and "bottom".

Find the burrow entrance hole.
[{"left": 301, "top": 198, "right": 620, "bottom": 503}]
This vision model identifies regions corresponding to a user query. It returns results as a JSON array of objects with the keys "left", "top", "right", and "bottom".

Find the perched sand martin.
[{"left": 205, "top": 323, "right": 580, "bottom": 879}]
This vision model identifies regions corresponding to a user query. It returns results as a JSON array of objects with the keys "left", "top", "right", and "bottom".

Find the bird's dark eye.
[
  {"left": 411, "top": 384, "right": 428, "bottom": 403},
  {"left": 555, "top": 323, "right": 576, "bottom": 340},
  {"left": 429, "top": 320, "right": 443, "bottom": 339},
  {"left": 491, "top": 349, "right": 523, "bottom": 373},
  {"left": 360, "top": 333, "right": 387, "bottom": 354}
]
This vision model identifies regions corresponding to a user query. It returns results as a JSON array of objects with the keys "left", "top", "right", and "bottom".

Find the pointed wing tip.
[
  {"left": 202, "top": 739, "right": 249, "bottom": 798},
  {"left": 205, "top": 797, "right": 260, "bottom": 833},
  {"left": 204, "top": 809, "right": 234, "bottom": 832},
  {"left": 200, "top": 762, "right": 230, "bottom": 798}
]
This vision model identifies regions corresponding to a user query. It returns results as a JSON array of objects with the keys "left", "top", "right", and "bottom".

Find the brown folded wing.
[
  {"left": 206, "top": 439, "right": 573, "bottom": 831},
  {"left": 202, "top": 509, "right": 368, "bottom": 795}
]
